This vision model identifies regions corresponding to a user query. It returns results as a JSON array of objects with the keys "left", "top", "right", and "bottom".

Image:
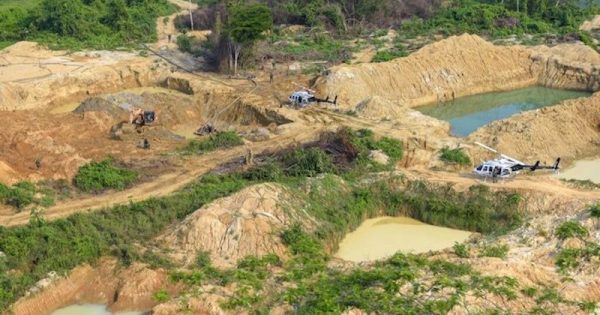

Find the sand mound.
[
  {"left": 316, "top": 34, "right": 535, "bottom": 110},
  {"left": 74, "top": 97, "right": 129, "bottom": 117},
  {"left": 469, "top": 92, "right": 600, "bottom": 165},
  {"left": 161, "top": 183, "right": 310, "bottom": 268}
]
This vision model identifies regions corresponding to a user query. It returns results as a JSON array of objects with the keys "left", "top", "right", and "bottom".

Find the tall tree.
[{"left": 226, "top": 3, "right": 272, "bottom": 74}]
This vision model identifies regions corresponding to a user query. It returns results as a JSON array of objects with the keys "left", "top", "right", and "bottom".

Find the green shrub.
[
  {"left": 242, "top": 161, "right": 283, "bottom": 181},
  {"left": 283, "top": 147, "right": 335, "bottom": 177},
  {"left": 555, "top": 248, "right": 581, "bottom": 271},
  {"left": 176, "top": 34, "right": 192, "bottom": 53},
  {"left": 0, "top": 183, "right": 10, "bottom": 202},
  {"left": 555, "top": 221, "right": 588, "bottom": 240},
  {"left": 153, "top": 289, "right": 170, "bottom": 303},
  {"left": 196, "top": 250, "right": 212, "bottom": 268},
  {"left": 589, "top": 203, "right": 600, "bottom": 218},
  {"left": 371, "top": 49, "right": 407, "bottom": 63},
  {"left": 453, "top": 242, "right": 470, "bottom": 258},
  {"left": 440, "top": 147, "right": 471, "bottom": 165},
  {"left": 5, "top": 186, "right": 34, "bottom": 210},
  {"left": 480, "top": 244, "right": 509, "bottom": 259},
  {"left": 73, "top": 159, "right": 138, "bottom": 193},
  {"left": 181, "top": 131, "right": 244, "bottom": 155},
  {"left": 374, "top": 137, "right": 403, "bottom": 161}
]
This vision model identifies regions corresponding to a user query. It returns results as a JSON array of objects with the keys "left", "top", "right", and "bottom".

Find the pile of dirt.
[
  {"left": 315, "top": 34, "right": 599, "bottom": 116},
  {"left": 160, "top": 183, "right": 311, "bottom": 268},
  {"left": 10, "top": 258, "right": 172, "bottom": 315},
  {"left": 0, "top": 42, "right": 171, "bottom": 111},
  {"left": 469, "top": 92, "right": 600, "bottom": 165},
  {"left": 74, "top": 97, "right": 129, "bottom": 118},
  {"left": 315, "top": 34, "right": 536, "bottom": 110}
]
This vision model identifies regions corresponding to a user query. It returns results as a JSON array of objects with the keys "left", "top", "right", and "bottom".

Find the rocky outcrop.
[
  {"left": 316, "top": 34, "right": 600, "bottom": 116},
  {"left": 160, "top": 183, "right": 313, "bottom": 268}
]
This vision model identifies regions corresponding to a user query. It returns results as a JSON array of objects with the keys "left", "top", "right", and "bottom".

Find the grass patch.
[
  {"left": 440, "top": 147, "right": 471, "bottom": 165},
  {"left": 555, "top": 220, "right": 588, "bottom": 240},
  {"left": 0, "top": 181, "right": 54, "bottom": 211},
  {"left": 73, "top": 158, "right": 138, "bottom": 193},
  {"left": 180, "top": 131, "right": 244, "bottom": 155},
  {"left": 0, "top": 128, "right": 524, "bottom": 311},
  {"left": 480, "top": 243, "right": 509, "bottom": 259}
]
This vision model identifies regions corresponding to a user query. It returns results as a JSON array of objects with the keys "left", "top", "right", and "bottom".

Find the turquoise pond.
[{"left": 416, "top": 86, "right": 591, "bottom": 137}]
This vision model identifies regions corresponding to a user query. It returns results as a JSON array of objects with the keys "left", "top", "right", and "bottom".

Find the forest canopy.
[{"left": 0, "top": 0, "right": 175, "bottom": 49}]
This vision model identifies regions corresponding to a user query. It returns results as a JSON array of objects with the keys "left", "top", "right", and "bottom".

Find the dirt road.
[
  {"left": 2, "top": 106, "right": 598, "bottom": 226},
  {"left": 0, "top": 121, "right": 324, "bottom": 226}
]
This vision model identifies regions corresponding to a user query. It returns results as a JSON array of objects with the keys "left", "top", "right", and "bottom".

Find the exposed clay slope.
[
  {"left": 0, "top": 42, "right": 171, "bottom": 111},
  {"left": 161, "top": 183, "right": 312, "bottom": 268},
  {"left": 469, "top": 92, "right": 600, "bottom": 165},
  {"left": 10, "top": 258, "right": 172, "bottom": 315},
  {"left": 316, "top": 34, "right": 536, "bottom": 109},
  {"left": 316, "top": 34, "right": 600, "bottom": 114}
]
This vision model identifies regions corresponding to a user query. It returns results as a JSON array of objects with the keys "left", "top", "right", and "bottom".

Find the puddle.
[
  {"left": 417, "top": 86, "right": 591, "bottom": 137},
  {"left": 556, "top": 158, "right": 600, "bottom": 184},
  {"left": 49, "top": 304, "right": 144, "bottom": 315},
  {"left": 335, "top": 216, "right": 471, "bottom": 262}
]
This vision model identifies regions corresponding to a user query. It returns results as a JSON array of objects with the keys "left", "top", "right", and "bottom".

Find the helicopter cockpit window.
[{"left": 476, "top": 165, "right": 483, "bottom": 171}]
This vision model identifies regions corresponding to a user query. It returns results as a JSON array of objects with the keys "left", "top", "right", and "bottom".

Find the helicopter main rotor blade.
[{"left": 474, "top": 142, "right": 498, "bottom": 154}]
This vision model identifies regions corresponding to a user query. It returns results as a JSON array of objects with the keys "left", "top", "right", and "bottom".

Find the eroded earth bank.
[{"left": 2, "top": 21, "right": 600, "bottom": 315}]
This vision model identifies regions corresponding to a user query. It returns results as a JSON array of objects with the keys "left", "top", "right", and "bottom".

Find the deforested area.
[{"left": 2, "top": 0, "right": 600, "bottom": 314}]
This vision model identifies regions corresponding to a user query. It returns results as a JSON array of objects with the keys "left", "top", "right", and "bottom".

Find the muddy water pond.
[
  {"left": 50, "top": 304, "right": 144, "bottom": 315},
  {"left": 335, "top": 216, "right": 471, "bottom": 262},
  {"left": 417, "top": 86, "right": 591, "bottom": 137},
  {"left": 556, "top": 158, "right": 600, "bottom": 184}
]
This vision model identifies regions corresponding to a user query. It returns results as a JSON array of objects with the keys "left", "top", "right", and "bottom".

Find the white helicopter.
[
  {"left": 473, "top": 142, "right": 560, "bottom": 179},
  {"left": 288, "top": 83, "right": 337, "bottom": 108}
]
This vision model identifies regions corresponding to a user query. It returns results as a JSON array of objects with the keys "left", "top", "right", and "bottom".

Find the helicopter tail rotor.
[
  {"left": 530, "top": 161, "right": 540, "bottom": 171},
  {"left": 553, "top": 158, "right": 561, "bottom": 171}
]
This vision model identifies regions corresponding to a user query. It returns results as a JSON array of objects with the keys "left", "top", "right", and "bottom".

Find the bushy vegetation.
[
  {"left": 0, "top": 181, "right": 54, "bottom": 211},
  {"left": 0, "top": 128, "right": 525, "bottom": 310},
  {"left": 556, "top": 242, "right": 600, "bottom": 272},
  {"left": 0, "top": 173, "right": 252, "bottom": 310},
  {"left": 180, "top": 131, "right": 244, "bottom": 155},
  {"left": 0, "top": 0, "right": 175, "bottom": 50},
  {"left": 73, "top": 158, "right": 138, "bottom": 193},
  {"left": 589, "top": 203, "right": 600, "bottom": 218},
  {"left": 282, "top": 148, "right": 335, "bottom": 177},
  {"left": 480, "top": 243, "right": 510, "bottom": 258},
  {"left": 454, "top": 242, "right": 470, "bottom": 258},
  {"left": 440, "top": 147, "right": 472, "bottom": 165},
  {"left": 401, "top": 0, "right": 599, "bottom": 39},
  {"left": 555, "top": 220, "right": 588, "bottom": 240}
]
